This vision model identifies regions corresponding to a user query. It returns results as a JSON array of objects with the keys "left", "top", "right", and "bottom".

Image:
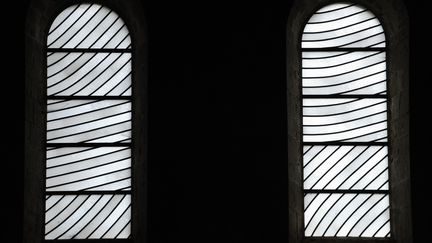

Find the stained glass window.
[
  {"left": 301, "top": 3, "right": 391, "bottom": 238},
  {"left": 45, "top": 3, "right": 132, "bottom": 240}
]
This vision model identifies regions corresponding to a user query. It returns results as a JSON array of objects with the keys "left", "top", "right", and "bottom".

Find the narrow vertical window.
[
  {"left": 301, "top": 3, "right": 390, "bottom": 238},
  {"left": 45, "top": 3, "right": 132, "bottom": 239}
]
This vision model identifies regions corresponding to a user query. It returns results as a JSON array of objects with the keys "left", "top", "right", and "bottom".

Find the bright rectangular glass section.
[
  {"left": 304, "top": 193, "right": 390, "bottom": 237},
  {"left": 46, "top": 147, "right": 131, "bottom": 191},
  {"left": 303, "top": 98, "right": 388, "bottom": 142},
  {"left": 47, "top": 100, "right": 132, "bottom": 143},
  {"left": 45, "top": 194, "right": 131, "bottom": 239},
  {"left": 47, "top": 53, "right": 132, "bottom": 96},
  {"left": 302, "top": 52, "right": 387, "bottom": 95},
  {"left": 303, "top": 146, "right": 389, "bottom": 190}
]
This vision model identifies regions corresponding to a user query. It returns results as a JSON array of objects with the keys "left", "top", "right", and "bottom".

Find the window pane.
[
  {"left": 303, "top": 98, "right": 388, "bottom": 142},
  {"left": 302, "top": 52, "right": 386, "bottom": 95},
  {"left": 45, "top": 195, "right": 131, "bottom": 239},
  {"left": 46, "top": 147, "right": 131, "bottom": 191},
  {"left": 45, "top": 3, "right": 133, "bottom": 240},
  {"left": 304, "top": 193, "right": 390, "bottom": 237},
  {"left": 47, "top": 53, "right": 132, "bottom": 96},
  {"left": 47, "top": 100, "right": 132, "bottom": 143},
  {"left": 301, "top": 2, "right": 390, "bottom": 238},
  {"left": 47, "top": 4, "right": 131, "bottom": 49},
  {"left": 302, "top": 4, "right": 385, "bottom": 48},
  {"left": 303, "top": 146, "right": 389, "bottom": 190}
]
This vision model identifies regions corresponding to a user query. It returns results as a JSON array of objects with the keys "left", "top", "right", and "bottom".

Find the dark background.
[{"left": 4, "top": 0, "right": 429, "bottom": 242}]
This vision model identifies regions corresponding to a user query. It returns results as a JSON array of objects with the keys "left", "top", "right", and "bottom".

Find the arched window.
[
  {"left": 46, "top": 3, "right": 132, "bottom": 240},
  {"left": 24, "top": 1, "right": 147, "bottom": 242},
  {"left": 302, "top": 2, "right": 390, "bottom": 238},
  {"left": 287, "top": 1, "right": 412, "bottom": 243}
]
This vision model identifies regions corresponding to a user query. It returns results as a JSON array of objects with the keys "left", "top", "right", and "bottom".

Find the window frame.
[
  {"left": 24, "top": 0, "right": 148, "bottom": 242},
  {"left": 286, "top": 0, "right": 412, "bottom": 243}
]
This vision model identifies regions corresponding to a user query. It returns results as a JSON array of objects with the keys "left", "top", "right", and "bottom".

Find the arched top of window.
[
  {"left": 48, "top": 3, "right": 131, "bottom": 49},
  {"left": 302, "top": 3, "right": 385, "bottom": 48}
]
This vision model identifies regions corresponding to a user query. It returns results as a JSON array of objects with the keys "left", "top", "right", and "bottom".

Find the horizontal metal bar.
[
  {"left": 302, "top": 142, "right": 387, "bottom": 146},
  {"left": 302, "top": 47, "right": 386, "bottom": 52},
  {"left": 302, "top": 94, "right": 387, "bottom": 99},
  {"left": 46, "top": 143, "right": 131, "bottom": 147},
  {"left": 303, "top": 238, "right": 394, "bottom": 243},
  {"left": 44, "top": 240, "right": 131, "bottom": 243},
  {"left": 47, "top": 48, "right": 132, "bottom": 53},
  {"left": 43, "top": 240, "right": 133, "bottom": 243},
  {"left": 303, "top": 189, "right": 389, "bottom": 194},
  {"left": 44, "top": 240, "right": 132, "bottom": 243},
  {"left": 47, "top": 96, "right": 132, "bottom": 100},
  {"left": 46, "top": 190, "right": 131, "bottom": 195}
]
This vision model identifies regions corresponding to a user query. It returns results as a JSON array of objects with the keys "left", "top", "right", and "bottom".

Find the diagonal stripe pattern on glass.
[
  {"left": 48, "top": 4, "right": 131, "bottom": 49},
  {"left": 45, "top": 195, "right": 131, "bottom": 239}
]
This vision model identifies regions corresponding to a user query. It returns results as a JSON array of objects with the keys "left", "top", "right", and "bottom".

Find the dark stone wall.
[{"left": 4, "top": 0, "right": 428, "bottom": 242}]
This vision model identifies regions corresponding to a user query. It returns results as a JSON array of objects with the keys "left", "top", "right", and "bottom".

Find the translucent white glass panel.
[
  {"left": 303, "top": 98, "right": 388, "bottom": 142},
  {"left": 302, "top": 52, "right": 386, "bottom": 95},
  {"left": 45, "top": 195, "right": 131, "bottom": 239},
  {"left": 304, "top": 193, "right": 390, "bottom": 237},
  {"left": 301, "top": 2, "right": 390, "bottom": 238},
  {"left": 47, "top": 53, "right": 132, "bottom": 96},
  {"left": 46, "top": 147, "right": 131, "bottom": 191},
  {"left": 302, "top": 4, "right": 385, "bottom": 48},
  {"left": 48, "top": 4, "right": 131, "bottom": 49},
  {"left": 45, "top": 3, "right": 133, "bottom": 240},
  {"left": 303, "top": 146, "right": 389, "bottom": 190},
  {"left": 47, "top": 100, "right": 131, "bottom": 143}
]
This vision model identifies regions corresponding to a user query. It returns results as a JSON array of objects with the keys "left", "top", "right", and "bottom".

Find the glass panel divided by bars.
[
  {"left": 45, "top": 3, "right": 132, "bottom": 240},
  {"left": 301, "top": 3, "right": 391, "bottom": 238}
]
